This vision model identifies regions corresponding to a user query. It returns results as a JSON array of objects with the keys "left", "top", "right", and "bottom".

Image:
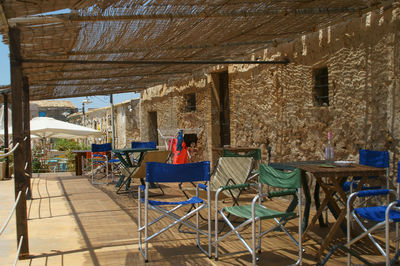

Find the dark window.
[
  {"left": 184, "top": 133, "right": 198, "bottom": 146},
  {"left": 184, "top": 93, "right": 196, "bottom": 112},
  {"left": 313, "top": 67, "right": 329, "bottom": 107}
]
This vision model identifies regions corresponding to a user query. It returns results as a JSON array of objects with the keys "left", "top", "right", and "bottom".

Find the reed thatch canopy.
[{"left": 0, "top": 0, "right": 395, "bottom": 100}]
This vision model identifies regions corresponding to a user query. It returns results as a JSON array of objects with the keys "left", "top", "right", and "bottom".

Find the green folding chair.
[{"left": 214, "top": 164, "right": 303, "bottom": 265}]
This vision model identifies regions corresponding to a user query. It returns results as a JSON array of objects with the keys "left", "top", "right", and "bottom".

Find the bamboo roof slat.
[{"left": 0, "top": 0, "right": 395, "bottom": 100}]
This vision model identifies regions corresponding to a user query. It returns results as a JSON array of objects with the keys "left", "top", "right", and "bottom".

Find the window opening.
[
  {"left": 184, "top": 93, "right": 196, "bottom": 112},
  {"left": 313, "top": 67, "right": 329, "bottom": 107}
]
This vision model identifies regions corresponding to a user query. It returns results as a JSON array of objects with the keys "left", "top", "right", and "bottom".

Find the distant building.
[
  {"left": 30, "top": 100, "right": 78, "bottom": 121},
  {"left": 69, "top": 99, "right": 140, "bottom": 148}
]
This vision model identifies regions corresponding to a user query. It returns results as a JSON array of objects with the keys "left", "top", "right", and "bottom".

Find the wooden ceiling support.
[
  {"left": 22, "top": 58, "right": 290, "bottom": 65},
  {"left": 9, "top": 26, "right": 30, "bottom": 259}
]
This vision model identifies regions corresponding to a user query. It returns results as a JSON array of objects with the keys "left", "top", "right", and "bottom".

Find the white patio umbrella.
[
  {"left": 29, "top": 117, "right": 102, "bottom": 139},
  {"left": 0, "top": 117, "right": 101, "bottom": 139}
]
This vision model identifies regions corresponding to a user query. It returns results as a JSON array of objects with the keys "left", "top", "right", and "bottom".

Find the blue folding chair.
[
  {"left": 320, "top": 161, "right": 400, "bottom": 266},
  {"left": 138, "top": 161, "right": 211, "bottom": 262},
  {"left": 130, "top": 141, "right": 157, "bottom": 164},
  {"left": 342, "top": 149, "right": 389, "bottom": 193},
  {"left": 343, "top": 161, "right": 400, "bottom": 265},
  {"left": 91, "top": 143, "right": 120, "bottom": 184},
  {"left": 131, "top": 141, "right": 157, "bottom": 149}
]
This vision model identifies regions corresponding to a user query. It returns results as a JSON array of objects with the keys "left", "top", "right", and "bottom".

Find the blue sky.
[{"left": 0, "top": 35, "right": 139, "bottom": 110}]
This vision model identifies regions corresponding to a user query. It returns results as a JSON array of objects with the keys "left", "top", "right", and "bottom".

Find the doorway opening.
[
  {"left": 211, "top": 71, "right": 230, "bottom": 151},
  {"left": 148, "top": 111, "right": 158, "bottom": 145},
  {"left": 218, "top": 71, "right": 230, "bottom": 146}
]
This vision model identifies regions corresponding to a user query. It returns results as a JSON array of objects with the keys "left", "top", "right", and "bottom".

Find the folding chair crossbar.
[
  {"left": 221, "top": 210, "right": 256, "bottom": 254},
  {"left": 348, "top": 217, "right": 386, "bottom": 255},
  {"left": 142, "top": 203, "right": 209, "bottom": 242},
  {"left": 215, "top": 211, "right": 254, "bottom": 244},
  {"left": 272, "top": 218, "right": 301, "bottom": 247},
  {"left": 138, "top": 203, "right": 185, "bottom": 230},
  {"left": 216, "top": 210, "right": 300, "bottom": 252}
]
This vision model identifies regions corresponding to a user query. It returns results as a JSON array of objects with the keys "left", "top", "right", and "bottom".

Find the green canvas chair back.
[
  {"left": 222, "top": 148, "right": 261, "bottom": 161},
  {"left": 259, "top": 164, "right": 301, "bottom": 189},
  {"left": 210, "top": 157, "right": 254, "bottom": 198}
]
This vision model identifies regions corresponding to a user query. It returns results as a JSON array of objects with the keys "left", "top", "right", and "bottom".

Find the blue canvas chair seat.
[
  {"left": 214, "top": 164, "right": 303, "bottom": 266},
  {"left": 342, "top": 180, "right": 381, "bottom": 192},
  {"left": 138, "top": 161, "right": 211, "bottom": 262},
  {"left": 355, "top": 205, "right": 400, "bottom": 222},
  {"left": 91, "top": 143, "right": 120, "bottom": 184},
  {"left": 142, "top": 196, "right": 204, "bottom": 206}
]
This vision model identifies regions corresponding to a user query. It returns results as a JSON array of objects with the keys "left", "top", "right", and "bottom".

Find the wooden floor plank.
[{"left": 1, "top": 172, "right": 392, "bottom": 265}]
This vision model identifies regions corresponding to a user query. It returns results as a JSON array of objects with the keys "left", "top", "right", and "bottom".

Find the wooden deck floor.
[{"left": 2, "top": 172, "right": 392, "bottom": 265}]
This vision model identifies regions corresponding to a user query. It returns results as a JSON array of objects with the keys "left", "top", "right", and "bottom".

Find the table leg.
[
  {"left": 314, "top": 176, "right": 355, "bottom": 260},
  {"left": 301, "top": 171, "right": 312, "bottom": 231},
  {"left": 302, "top": 197, "right": 330, "bottom": 242},
  {"left": 316, "top": 207, "right": 348, "bottom": 259},
  {"left": 75, "top": 153, "right": 82, "bottom": 176},
  {"left": 314, "top": 182, "right": 327, "bottom": 227},
  {"left": 302, "top": 174, "right": 348, "bottom": 259}
]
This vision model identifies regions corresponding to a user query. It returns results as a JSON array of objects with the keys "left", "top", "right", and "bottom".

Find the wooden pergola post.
[
  {"left": 9, "top": 26, "right": 30, "bottom": 259},
  {"left": 23, "top": 76, "right": 32, "bottom": 199},
  {"left": 2, "top": 92, "right": 9, "bottom": 179}
]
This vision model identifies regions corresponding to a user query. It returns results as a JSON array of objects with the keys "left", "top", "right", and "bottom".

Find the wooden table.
[
  {"left": 212, "top": 146, "right": 261, "bottom": 155},
  {"left": 112, "top": 147, "right": 158, "bottom": 193},
  {"left": 112, "top": 148, "right": 158, "bottom": 168},
  {"left": 71, "top": 150, "right": 91, "bottom": 176},
  {"left": 292, "top": 163, "right": 385, "bottom": 259}
]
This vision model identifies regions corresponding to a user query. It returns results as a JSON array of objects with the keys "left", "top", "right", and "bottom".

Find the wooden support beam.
[
  {"left": 2, "top": 92, "right": 9, "bottom": 179},
  {"left": 30, "top": 86, "right": 146, "bottom": 99},
  {"left": 28, "top": 70, "right": 191, "bottom": 84},
  {"left": 29, "top": 39, "right": 276, "bottom": 57},
  {"left": 30, "top": 82, "right": 152, "bottom": 87},
  {"left": 8, "top": 7, "right": 364, "bottom": 25},
  {"left": 9, "top": 26, "right": 29, "bottom": 259},
  {"left": 22, "top": 77, "right": 32, "bottom": 199},
  {"left": 22, "top": 58, "right": 290, "bottom": 65}
]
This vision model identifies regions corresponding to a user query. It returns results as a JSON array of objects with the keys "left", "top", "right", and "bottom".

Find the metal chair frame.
[{"left": 138, "top": 161, "right": 212, "bottom": 262}]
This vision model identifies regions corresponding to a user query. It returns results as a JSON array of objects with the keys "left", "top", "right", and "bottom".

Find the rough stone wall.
[
  {"left": 141, "top": 78, "right": 208, "bottom": 160},
  {"left": 114, "top": 99, "right": 140, "bottom": 148},
  {"left": 230, "top": 7, "right": 400, "bottom": 172},
  {"left": 140, "top": 7, "right": 400, "bottom": 177}
]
